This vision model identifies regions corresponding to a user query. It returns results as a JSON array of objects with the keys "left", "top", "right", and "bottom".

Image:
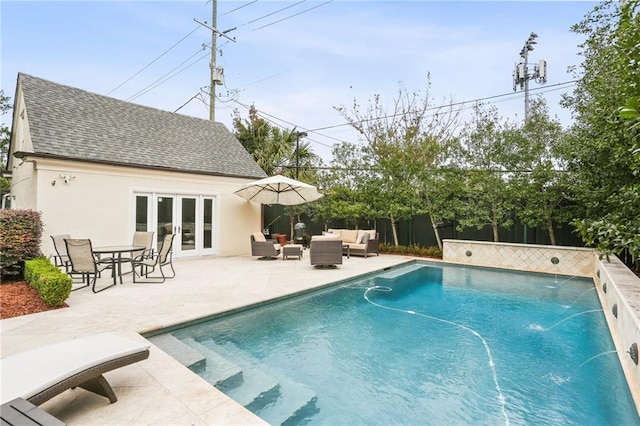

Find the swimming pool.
[{"left": 152, "top": 261, "right": 639, "bottom": 425}]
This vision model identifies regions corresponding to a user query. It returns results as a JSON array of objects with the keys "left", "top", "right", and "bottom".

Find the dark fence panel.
[{"left": 263, "top": 205, "right": 585, "bottom": 248}]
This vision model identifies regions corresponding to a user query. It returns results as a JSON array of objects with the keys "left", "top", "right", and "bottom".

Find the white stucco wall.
[{"left": 10, "top": 157, "right": 262, "bottom": 259}]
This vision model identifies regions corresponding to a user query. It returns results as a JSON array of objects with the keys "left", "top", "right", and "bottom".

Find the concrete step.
[
  {"left": 256, "top": 375, "right": 318, "bottom": 426},
  {"left": 214, "top": 342, "right": 318, "bottom": 425},
  {"left": 180, "top": 337, "right": 243, "bottom": 390},
  {"left": 148, "top": 334, "right": 205, "bottom": 370},
  {"left": 376, "top": 263, "right": 426, "bottom": 280}
]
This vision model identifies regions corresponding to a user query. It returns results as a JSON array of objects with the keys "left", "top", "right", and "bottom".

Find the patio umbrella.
[{"left": 233, "top": 175, "right": 323, "bottom": 206}]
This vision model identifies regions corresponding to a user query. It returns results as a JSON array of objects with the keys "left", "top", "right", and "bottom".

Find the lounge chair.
[
  {"left": 1, "top": 397, "right": 65, "bottom": 425},
  {"left": 132, "top": 233, "right": 175, "bottom": 283},
  {"left": 309, "top": 236, "right": 343, "bottom": 267},
  {"left": 64, "top": 238, "right": 115, "bottom": 293},
  {"left": 0, "top": 333, "right": 150, "bottom": 406},
  {"left": 250, "top": 232, "right": 281, "bottom": 260}
]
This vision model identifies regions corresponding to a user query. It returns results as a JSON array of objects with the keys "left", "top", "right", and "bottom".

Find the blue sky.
[{"left": 1, "top": 1, "right": 596, "bottom": 161}]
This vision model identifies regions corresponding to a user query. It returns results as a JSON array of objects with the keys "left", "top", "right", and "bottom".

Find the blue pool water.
[{"left": 159, "top": 262, "right": 639, "bottom": 425}]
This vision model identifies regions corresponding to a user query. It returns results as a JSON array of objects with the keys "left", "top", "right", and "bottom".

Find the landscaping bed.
[{"left": 0, "top": 281, "right": 67, "bottom": 319}]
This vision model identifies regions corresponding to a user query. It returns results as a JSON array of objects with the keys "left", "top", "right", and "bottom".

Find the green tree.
[
  {"left": 233, "top": 105, "right": 321, "bottom": 239},
  {"left": 1, "top": 90, "right": 11, "bottom": 193},
  {"left": 335, "top": 79, "right": 460, "bottom": 246},
  {"left": 315, "top": 142, "right": 370, "bottom": 229},
  {"left": 232, "top": 105, "right": 319, "bottom": 180},
  {"left": 510, "top": 98, "right": 575, "bottom": 245},
  {"left": 559, "top": 1, "right": 640, "bottom": 269},
  {"left": 456, "top": 103, "right": 517, "bottom": 242}
]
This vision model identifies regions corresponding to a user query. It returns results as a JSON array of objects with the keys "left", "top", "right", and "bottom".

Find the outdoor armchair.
[
  {"left": 310, "top": 236, "right": 343, "bottom": 267},
  {"left": 132, "top": 233, "right": 175, "bottom": 283},
  {"left": 64, "top": 238, "right": 115, "bottom": 293},
  {"left": 250, "top": 232, "right": 281, "bottom": 259}
]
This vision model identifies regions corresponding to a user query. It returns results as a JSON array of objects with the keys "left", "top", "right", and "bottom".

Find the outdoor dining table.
[{"left": 92, "top": 245, "right": 145, "bottom": 286}]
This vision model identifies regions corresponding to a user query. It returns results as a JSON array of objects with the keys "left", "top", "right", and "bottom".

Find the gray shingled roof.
[{"left": 16, "top": 73, "right": 267, "bottom": 179}]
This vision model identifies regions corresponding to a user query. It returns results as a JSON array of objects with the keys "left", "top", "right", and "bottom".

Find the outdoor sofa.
[{"left": 325, "top": 228, "right": 380, "bottom": 258}]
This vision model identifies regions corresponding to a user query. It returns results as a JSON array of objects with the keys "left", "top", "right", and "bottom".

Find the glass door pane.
[
  {"left": 203, "top": 198, "right": 213, "bottom": 250},
  {"left": 157, "top": 196, "right": 174, "bottom": 247},
  {"left": 181, "top": 197, "right": 197, "bottom": 252},
  {"left": 135, "top": 195, "right": 149, "bottom": 231}
]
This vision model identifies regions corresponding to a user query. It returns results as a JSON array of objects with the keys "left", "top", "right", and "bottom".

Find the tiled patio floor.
[{"left": 1, "top": 252, "right": 412, "bottom": 425}]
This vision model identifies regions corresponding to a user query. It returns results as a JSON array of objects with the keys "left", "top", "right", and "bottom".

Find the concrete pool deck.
[{"left": 1, "top": 253, "right": 412, "bottom": 424}]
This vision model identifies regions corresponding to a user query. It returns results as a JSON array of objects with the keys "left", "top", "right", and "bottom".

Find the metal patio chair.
[
  {"left": 122, "top": 231, "right": 155, "bottom": 275},
  {"left": 132, "top": 234, "right": 175, "bottom": 283},
  {"left": 50, "top": 234, "right": 72, "bottom": 272},
  {"left": 64, "top": 238, "right": 115, "bottom": 293}
]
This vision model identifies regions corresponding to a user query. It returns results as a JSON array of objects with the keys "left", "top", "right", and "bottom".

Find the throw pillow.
[{"left": 355, "top": 233, "right": 365, "bottom": 244}]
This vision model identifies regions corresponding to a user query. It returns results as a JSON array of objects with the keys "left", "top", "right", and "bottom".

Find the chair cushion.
[
  {"left": 354, "top": 232, "right": 370, "bottom": 244},
  {"left": 252, "top": 232, "right": 266, "bottom": 242},
  {"left": 311, "top": 235, "right": 340, "bottom": 241},
  {"left": 341, "top": 230, "right": 358, "bottom": 243},
  {"left": 326, "top": 229, "right": 343, "bottom": 239},
  {"left": 0, "top": 333, "right": 149, "bottom": 405}
]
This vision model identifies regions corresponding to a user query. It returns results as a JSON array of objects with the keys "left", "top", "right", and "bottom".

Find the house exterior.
[{"left": 6, "top": 73, "right": 267, "bottom": 259}]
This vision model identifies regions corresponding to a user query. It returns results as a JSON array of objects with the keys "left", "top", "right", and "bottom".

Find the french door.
[{"left": 134, "top": 193, "right": 216, "bottom": 258}]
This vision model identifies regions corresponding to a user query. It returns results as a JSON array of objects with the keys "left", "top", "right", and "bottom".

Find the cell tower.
[{"left": 512, "top": 32, "right": 547, "bottom": 120}]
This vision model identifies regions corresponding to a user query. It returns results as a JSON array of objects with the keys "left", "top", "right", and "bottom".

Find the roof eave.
[{"left": 12, "top": 151, "right": 266, "bottom": 180}]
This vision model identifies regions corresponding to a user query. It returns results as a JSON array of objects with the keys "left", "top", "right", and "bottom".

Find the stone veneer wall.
[
  {"left": 443, "top": 239, "right": 594, "bottom": 277},
  {"left": 595, "top": 255, "right": 640, "bottom": 413}
]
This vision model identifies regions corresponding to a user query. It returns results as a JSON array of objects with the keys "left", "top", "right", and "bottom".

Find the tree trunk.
[
  {"left": 390, "top": 216, "right": 399, "bottom": 246},
  {"left": 546, "top": 219, "right": 557, "bottom": 245},
  {"left": 492, "top": 222, "right": 499, "bottom": 242},
  {"left": 431, "top": 217, "right": 443, "bottom": 250}
]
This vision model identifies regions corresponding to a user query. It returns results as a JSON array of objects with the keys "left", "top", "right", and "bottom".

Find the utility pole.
[
  {"left": 209, "top": 0, "right": 217, "bottom": 121},
  {"left": 513, "top": 32, "right": 547, "bottom": 120},
  {"left": 512, "top": 32, "right": 547, "bottom": 245},
  {"left": 295, "top": 131, "right": 307, "bottom": 179},
  {"left": 194, "top": 0, "right": 235, "bottom": 121}
]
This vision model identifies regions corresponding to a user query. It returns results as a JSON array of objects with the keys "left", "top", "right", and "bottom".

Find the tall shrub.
[{"left": 0, "top": 209, "right": 43, "bottom": 280}]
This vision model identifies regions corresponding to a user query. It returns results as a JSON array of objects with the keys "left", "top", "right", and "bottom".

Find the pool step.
[
  {"left": 376, "top": 263, "right": 426, "bottom": 280},
  {"left": 180, "top": 338, "right": 244, "bottom": 391},
  {"left": 255, "top": 375, "right": 318, "bottom": 426},
  {"left": 148, "top": 334, "right": 206, "bottom": 370},
  {"left": 214, "top": 342, "right": 318, "bottom": 425}
]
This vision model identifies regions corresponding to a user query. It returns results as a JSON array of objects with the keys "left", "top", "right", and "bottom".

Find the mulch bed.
[{"left": 0, "top": 281, "right": 67, "bottom": 319}]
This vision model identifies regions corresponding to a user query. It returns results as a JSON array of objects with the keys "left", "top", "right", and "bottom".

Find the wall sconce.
[
  {"left": 52, "top": 174, "right": 76, "bottom": 186},
  {"left": 59, "top": 174, "right": 75, "bottom": 184}
]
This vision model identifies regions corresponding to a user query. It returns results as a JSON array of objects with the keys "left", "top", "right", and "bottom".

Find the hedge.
[
  {"left": 0, "top": 209, "right": 43, "bottom": 280},
  {"left": 24, "top": 257, "right": 72, "bottom": 307},
  {"left": 378, "top": 242, "right": 443, "bottom": 259}
]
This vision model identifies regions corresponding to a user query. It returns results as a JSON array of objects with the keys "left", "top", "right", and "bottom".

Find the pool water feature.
[{"left": 151, "top": 262, "right": 640, "bottom": 425}]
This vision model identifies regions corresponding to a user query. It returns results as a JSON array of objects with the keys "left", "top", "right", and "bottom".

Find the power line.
[
  {"left": 107, "top": 26, "right": 201, "bottom": 96},
  {"left": 127, "top": 48, "right": 210, "bottom": 102},
  {"left": 220, "top": 0, "right": 258, "bottom": 16},
  {"left": 225, "top": 80, "right": 577, "bottom": 151},
  {"left": 247, "top": 1, "right": 306, "bottom": 25},
  {"left": 253, "top": 0, "right": 334, "bottom": 31},
  {"left": 309, "top": 80, "right": 577, "bottom": 132}
]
